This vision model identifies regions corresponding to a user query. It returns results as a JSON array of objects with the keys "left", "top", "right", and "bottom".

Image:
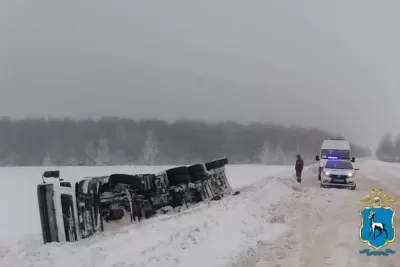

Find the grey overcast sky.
[{"left": 1, "top": 0, "right": 399, "bottom": 146}]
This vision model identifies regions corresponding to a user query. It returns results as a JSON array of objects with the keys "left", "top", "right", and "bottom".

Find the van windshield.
[
  {"left": 325, "top": 160, "right": 353, "bottom": 170},
  {"left": 321, "top": 149, "right": 350, "bottom": 159}
]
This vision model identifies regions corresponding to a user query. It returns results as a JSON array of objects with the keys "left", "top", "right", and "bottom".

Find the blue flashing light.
[{"left": 327, "top": 156, "right": 338, "bottom": 159}]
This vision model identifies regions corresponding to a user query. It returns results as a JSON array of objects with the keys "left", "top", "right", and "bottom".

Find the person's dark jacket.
[{"left": 295, "top": 158, "right": 304, "bottom": 172}]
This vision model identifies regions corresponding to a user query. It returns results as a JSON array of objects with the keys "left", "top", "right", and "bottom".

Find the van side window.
[{"left": 60, "top": 194, "right": 77, "bottom": 242}]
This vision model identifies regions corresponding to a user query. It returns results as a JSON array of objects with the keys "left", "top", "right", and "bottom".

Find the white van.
[{"left": 315, "top": 139, "right": 355, "bottom": 180}]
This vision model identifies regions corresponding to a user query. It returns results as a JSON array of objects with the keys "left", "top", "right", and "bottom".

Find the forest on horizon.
[
  {"left": 376, "top": 132, "right": 400, "bottom": 162},
  {"left": 0, "top": 117, "right": 371, "bottom": 166}
]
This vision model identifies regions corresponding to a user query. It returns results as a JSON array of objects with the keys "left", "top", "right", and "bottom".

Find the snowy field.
[
  {"left": 1, "top": 160, "right": 400, "bottom": 266},
  {"left": 0, "top": 164, "right": 294, "bottom": 267}
]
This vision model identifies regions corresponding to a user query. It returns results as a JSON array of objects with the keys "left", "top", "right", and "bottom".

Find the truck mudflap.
[{"left": 320, "top": 179, "right": 356, "bottom": 190}]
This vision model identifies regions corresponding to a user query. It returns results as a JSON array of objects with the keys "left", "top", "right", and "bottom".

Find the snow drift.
[{"left": 0, "top": 164, "right": 295, "bottom": 267}]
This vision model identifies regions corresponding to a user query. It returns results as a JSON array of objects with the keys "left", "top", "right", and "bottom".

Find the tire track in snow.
[
  {"left": 252, "top": 176, "right": 345, "bottom": 267},
  {"left": 313, "top": 172, "right": 400, "bottom": 267},
  {"left": 242, "top": 169, "right": 400, "bottom": 267},
  {"left": 297, "top": 188, "right": 349, "bottom": 266}
]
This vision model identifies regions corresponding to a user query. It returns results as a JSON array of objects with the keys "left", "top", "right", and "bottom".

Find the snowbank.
[
  {"left": 358, "top": 159, "right": 400, "bottom": 179},
  {"left": 355, "top": 159, "right": 400, "bottom": 195},
  {"left": 1, "top": 164, "right": 295, "bottom": 267}
]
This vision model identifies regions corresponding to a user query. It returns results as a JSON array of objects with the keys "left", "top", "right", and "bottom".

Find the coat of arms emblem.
[{"left": 358, "top": 187, "right": 398, "bottom": 255}]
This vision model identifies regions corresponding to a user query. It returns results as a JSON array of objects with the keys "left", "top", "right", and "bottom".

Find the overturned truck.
[{"left": 37, "top": 157, "right": 233, "bottom": 244}]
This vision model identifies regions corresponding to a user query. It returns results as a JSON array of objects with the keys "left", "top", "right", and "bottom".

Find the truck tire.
[
  {"left": 190, "top": 172, "right": 207, "bottom": 182},
  {"left": 218, "top": 158, "right": 226, "bottom": 166},
  {"left": 188, "top": 164, "right": 207, "bottom": 182},
  {"left": 166, "top": 166, "right": 191, "bottom": 186},
  {"left": 205, "top": 160, "right": 222, "bottom": 171},
  {"left": 188, "top": 164, "right": 205, "bottom": 174},
  {"left": 166, "top": 166, "right": 188, "bottom": 176},
  {"left": 218, "top": 157, "right": 228, "bottom": 165},
  {"left": 169, "top": 174, "right": 191, "bottom": 186}
]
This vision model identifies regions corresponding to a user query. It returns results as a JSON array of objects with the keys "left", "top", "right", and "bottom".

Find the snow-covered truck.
[{"left": 36, "top": 158, "right": 231, "bottom": 244}]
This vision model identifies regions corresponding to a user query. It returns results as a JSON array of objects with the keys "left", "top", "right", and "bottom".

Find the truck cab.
[
  {"left": 37, "top": 170, "right": 157, "bottom": 244},
  {"left": 315, "top": 139, "right": 355, "bottom": 180},
  {"left": 37, "top": 172, "right": 81, "bottom": 243}
]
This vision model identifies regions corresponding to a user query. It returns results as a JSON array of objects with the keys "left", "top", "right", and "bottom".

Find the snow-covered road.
[
  {"left": 251, "top": 160, "right": 400, "bottom": 267},
  {"left": 1, "top": 160, "right": 400, "bottom": 266}
]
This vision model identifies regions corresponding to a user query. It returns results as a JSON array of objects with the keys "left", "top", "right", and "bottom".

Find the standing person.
[{"left": 295, "top": 154, "right": 304, "bottom": 183}]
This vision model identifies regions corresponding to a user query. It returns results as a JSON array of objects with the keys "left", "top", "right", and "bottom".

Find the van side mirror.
[
  {"left": 351, "top": 157, "right": 355, "bottom": 162},
  {"left": 354, "top": 168, "right": 359, "bottom": 171},
  {"left": 315, "top": 155, "right": 320, "bottom": 161}
]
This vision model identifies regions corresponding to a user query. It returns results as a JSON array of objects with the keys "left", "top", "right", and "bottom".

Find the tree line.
[
  {"left": 376, "top": 133, "right": 400, "bottom": 162},
  {"left": 0, "top": 117, "right": 371, "bottom": 166}
]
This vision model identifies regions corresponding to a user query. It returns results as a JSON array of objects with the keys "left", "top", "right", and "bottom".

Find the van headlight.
[
  {"left": 324, "top": 171, "right": 330, "bottom": 176},
  {"left": 347, "top": 172, "right": 353, "bottom": 177}
]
